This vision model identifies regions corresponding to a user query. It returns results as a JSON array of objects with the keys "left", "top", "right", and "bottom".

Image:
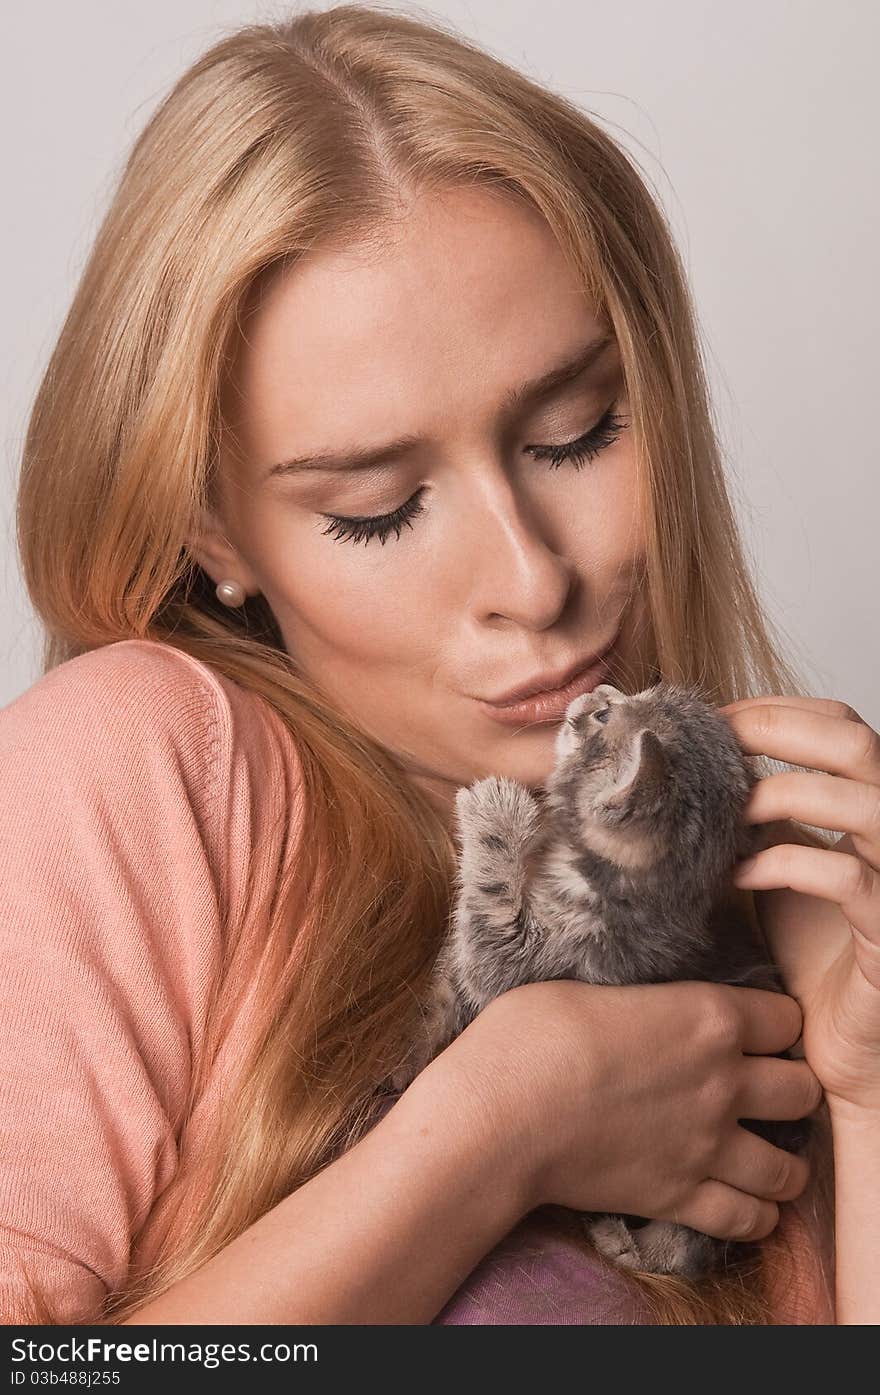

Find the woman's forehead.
[
  {"left": 237, "top": 188, "right": 599, "bottom": 380},
  {"left": 224, "top": 190, "right": 609, "bottom": 468}
]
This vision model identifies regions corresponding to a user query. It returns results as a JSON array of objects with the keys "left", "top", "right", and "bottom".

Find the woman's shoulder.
[
  {"left": 0, "top": 639, "right": 310, "bottom": 1321},
  {"left": 0, "top": 639, "right": 279, "bottom": 1320},
  {"left": 3, "top": 634, "right": 280, "bottom": 733},
  {"left": 1, "top": 637, "right": 304, "bottom": 805},
  {"left": 0, "top": 636, "right": 306, "bottom": 975}
]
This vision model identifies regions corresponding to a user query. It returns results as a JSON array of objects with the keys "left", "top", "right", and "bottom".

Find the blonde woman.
[{"left": 2, "top": 4, "right": 877, "bottom": 1326}]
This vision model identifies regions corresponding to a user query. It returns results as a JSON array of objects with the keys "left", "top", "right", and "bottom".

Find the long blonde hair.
[{"left": 15, "top": 3, "right": 835, "bottom": 1324}]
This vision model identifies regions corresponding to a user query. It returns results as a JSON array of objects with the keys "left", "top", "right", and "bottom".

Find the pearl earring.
[{"left": 215, "top": 579, "right": 247, "bottom": 607}]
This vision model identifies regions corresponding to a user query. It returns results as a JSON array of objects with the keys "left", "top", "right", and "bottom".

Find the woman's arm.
[
  {"left": 119, "top": 1065, "right": 530, "bottom": 1325},
  {"left": 718, "top": 696, "right": 880, "bottom": 1324},
  {"left": 827, "top": 1103, "right": 880, "bottom": 1324},
  {"left": 121, "top": 977, "right": 820, "bottom": 1324}
]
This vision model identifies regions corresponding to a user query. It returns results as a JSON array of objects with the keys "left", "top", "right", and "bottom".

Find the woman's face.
[{"left": 193, "top": 185, "right": 654, "bottom": 818}]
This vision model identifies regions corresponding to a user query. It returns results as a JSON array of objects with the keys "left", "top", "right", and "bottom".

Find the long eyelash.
[
  {"left": 528, "top": 404, "right": 628, "bottom": 469},
  {"left": 318, "top": 491, "right": 428, "bottom": 547},
  {"left": 318, "top": 402, "right": 629, "bottom": 546}
]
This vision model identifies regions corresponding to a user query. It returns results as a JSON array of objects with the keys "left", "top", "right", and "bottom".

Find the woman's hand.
[
  {"left": 718, "top": 694, "right": 880, "bottom": 1115},
  {"left": 428, "top": 977, "right": 821, "bottom": 1243}
]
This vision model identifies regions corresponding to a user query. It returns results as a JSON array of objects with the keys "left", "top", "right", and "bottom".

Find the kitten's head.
[{"left": 542, "top": 680, "right": 759, "bottom": 879}]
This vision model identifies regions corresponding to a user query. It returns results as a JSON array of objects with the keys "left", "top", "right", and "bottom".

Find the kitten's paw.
[
  {"left": 586, "top": 1215, "right": 644, "bottom": 1271},
  {"left": 455, "top": 776, "right": 542, "bottom": 844},
  {"left": 634, "top": 1221, "right": 718, "bottom": 1280},
  {"left": 586, "top": 1216, "right": 718, "bottom": 1280}
]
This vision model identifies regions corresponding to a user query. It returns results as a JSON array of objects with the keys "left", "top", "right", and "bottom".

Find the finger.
[
  {"left": 737, "top": 1054, "right": 823, "bottom": 1121},
  {"left": 733, "top": 985, "right": 805, "bottom": 1055},
  {"left": 736, "top": 771, "right": 880, "bottom": 872},
  {"left": 711, "top": 1125, "right": 810, "bottom": 1203},
  {"left": 732, "top": 843, "right": 880, "bottom": 955},
  {"left": 671, "top": 1180, "right": 779, "bottom": 1243},
  {"left": 721, "top": 705, "right": 880, "bottom": 787},
  {"left": 719, "top": 695, "right": 867, "bottom": 724}
]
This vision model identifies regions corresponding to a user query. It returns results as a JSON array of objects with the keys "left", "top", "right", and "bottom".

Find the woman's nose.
[{"left": 463, "top": 471, "right": 579, "bottom": 628}]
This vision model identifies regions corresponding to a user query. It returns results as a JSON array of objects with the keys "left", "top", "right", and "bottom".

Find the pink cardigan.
[{"left": 1, "top": 639, "right": 811, "bottom": 1324}]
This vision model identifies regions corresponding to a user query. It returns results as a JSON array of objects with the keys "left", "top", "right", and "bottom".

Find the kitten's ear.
[{"left": 600, "top": 728, "right": 667, "bottom": 814}]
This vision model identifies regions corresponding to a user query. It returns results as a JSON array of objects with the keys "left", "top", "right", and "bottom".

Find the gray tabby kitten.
[{"left": 393, "top": 680, "right": 810, "bottom": 1280}]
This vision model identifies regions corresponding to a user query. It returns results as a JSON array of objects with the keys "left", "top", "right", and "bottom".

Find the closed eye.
[{"left": 318, "top": 400, "right": 629, "bottom": 547}]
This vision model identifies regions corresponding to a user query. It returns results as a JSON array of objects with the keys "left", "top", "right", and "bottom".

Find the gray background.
[{"left": 3, "top": 1, "right": 877, "bottom": 723}]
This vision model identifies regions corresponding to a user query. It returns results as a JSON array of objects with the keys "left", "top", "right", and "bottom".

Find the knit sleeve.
[{"left": 0, "top": 638, "right": 297, "bottom": 1324}]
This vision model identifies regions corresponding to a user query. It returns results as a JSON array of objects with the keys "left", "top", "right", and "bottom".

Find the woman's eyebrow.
[{"left": 262, "top": 330, "right": 615, "bottom": 482}]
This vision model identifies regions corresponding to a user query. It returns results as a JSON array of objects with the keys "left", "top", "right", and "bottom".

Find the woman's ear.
[{"left": 187, "top": 505, "right": 259, "bottom": 594}]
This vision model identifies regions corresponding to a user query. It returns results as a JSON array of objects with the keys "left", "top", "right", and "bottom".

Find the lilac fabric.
[
  {"left": 372, "top": 1090, "right": 651, "bottom": 1325},
  {"left": 432, "top": 1210, "right": 653, "bottom": 1325}
]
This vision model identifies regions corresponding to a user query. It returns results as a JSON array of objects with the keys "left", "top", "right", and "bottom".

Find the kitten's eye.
[{"left": 592, "top": 704, "right": 612, "bottom": 724}]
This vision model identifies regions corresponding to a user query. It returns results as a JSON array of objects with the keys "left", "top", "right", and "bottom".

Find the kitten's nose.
[{"left": 584, "top": 683, "right": 619, "bottom": 722}]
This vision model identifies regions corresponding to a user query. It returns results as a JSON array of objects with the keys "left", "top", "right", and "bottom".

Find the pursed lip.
[{"left": 480, "top": 630, "right": 620, "bottom": 707}]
